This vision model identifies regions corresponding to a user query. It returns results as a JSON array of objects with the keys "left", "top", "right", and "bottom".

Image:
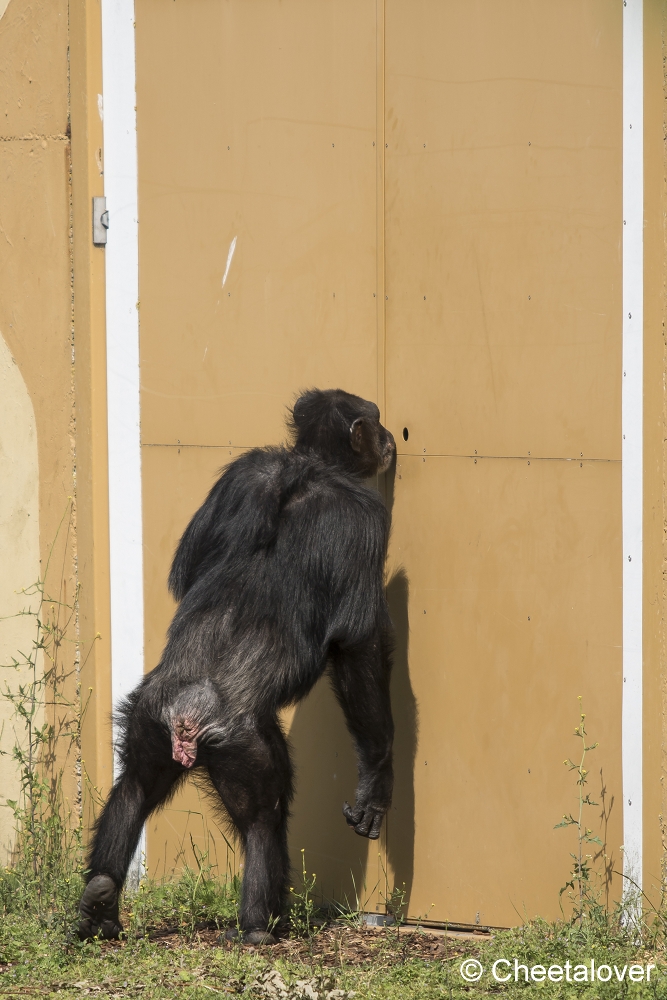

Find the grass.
[{"left": 1, "top": 860, "right": 667, "bottom": 999}]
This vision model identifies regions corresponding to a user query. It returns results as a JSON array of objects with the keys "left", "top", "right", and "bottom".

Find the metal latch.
[{"left": 92, "top": 196, "right": 110, "bottom": 245}]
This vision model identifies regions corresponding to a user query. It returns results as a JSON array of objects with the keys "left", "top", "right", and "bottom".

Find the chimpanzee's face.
[
  {"left": 378, "top": 424, "right": 396, "bottom": 472},
  {"left": 348, "top": 402, "right": 396, "bottom": 477},
  {"left": 291, "top": 388, "right": 395, "bottom": 477}
]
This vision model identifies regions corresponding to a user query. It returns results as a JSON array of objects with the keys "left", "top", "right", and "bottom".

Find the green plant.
[
  {"left": 554, "top": 697, "right": 604, "bottom": 922},
  {"left": 288, "top": 848, "right": 320, "bottom": 938},
  {"left": 328, "top": 866, "right": 380, "bottom": 930},
  {"left": 127, "top": 838, "right": 241, "bottom": 940},
  {"left": 0, "top": 506, "right": 92, "bottom": 926},
  {"left": 384, "top": 882, "right": 408, "bottom": 927}
]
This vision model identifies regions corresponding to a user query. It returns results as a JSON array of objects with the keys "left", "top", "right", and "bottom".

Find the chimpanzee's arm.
[
  {"left": 168, "top": 489, "right": 219, "bottom": 601},
  {"left": 169, "top": 448, "right": 310, "bottom": 602},
  {"left": 329, "top": 633, "right": 394, "bottom": 839},
  {"left": 168, "top": 454, "right": 267, "bottom": 601}
]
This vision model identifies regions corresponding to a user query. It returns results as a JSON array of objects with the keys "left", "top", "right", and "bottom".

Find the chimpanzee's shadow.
[
  {"left": 385, "top": 566, "right": 417, "bottom": 914},
  {"left": 286, "top": 681, "right": 372, "bottom": 907},
  {"left": 286, "top": 464, "right": 417, "bottom": 913}
]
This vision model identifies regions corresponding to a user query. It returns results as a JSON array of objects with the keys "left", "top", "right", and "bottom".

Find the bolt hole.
[{"left": 402, "top": 427, "right": 409, "bottom": 441}]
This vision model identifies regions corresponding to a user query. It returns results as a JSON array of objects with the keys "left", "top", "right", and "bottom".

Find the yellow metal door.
[
  {"left": 383, "top": 0, "right": 623, "bottom": 925},
  {"left": 136, "top": 0, "right": 383, "bottom": 903},
  {"left": 135, "top": 0, "right": 624, "bottom": 926}
]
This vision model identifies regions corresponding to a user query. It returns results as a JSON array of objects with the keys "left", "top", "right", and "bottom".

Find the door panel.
[
  {"left": 136, "top": 0, "right": 379, "bottom": 450},
  {"left": 383, "top": 0, "right": 623, "bottom": 924},
  {"left": 386, "top": 455, "right": 621, "bottom": 924},
  {"left": 384, "top": 0, "right": 622, "bottom": 460},
  {"left": 136, "top": 0, "right": 382, "bottom": 899}
]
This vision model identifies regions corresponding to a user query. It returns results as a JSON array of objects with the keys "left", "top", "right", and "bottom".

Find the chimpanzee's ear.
[{"left": 350, "top": 417, "right": 364, "bottom": 453}]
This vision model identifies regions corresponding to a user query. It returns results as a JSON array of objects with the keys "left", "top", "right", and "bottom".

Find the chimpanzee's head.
[{"left": 290, "top": 388, "right": 396, "bottom": 477}]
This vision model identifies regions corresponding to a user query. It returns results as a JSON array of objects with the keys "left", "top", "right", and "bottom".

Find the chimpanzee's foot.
[
  {"left": 77, "top": 874, "right": 123, "bottom": 940},
  {"left": 223, "top": 927, "right": 278, "bottom": 945},
  {"left": 244, "top": 929, "right": 278, "bottom": 945}
]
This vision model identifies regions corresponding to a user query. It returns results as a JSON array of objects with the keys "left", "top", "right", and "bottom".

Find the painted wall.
[
  {"left": 0, "top": 335, "right": 39, "bottom": 860},
  {"left": 0, "top": 0, "right": 80, "bottom": 849}
]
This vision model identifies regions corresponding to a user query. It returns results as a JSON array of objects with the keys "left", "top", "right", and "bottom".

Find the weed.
[
  {"left": 289, "top": 848, "right": 320, "bottom": 938},
  {"left": 327, "top": 867, "right": 380, "bottom": 930},
  {"left": 554, "top": 696, "right": 604, "bottom": 922},
  {"left": 0, "top": 505, "right": 91, "bottom": 927},
  {"left": 383, "top": 882, "right": 407, "bottom": 928},
  {"left": 127, "top": 840, "right": 241, "bottom": 940}
]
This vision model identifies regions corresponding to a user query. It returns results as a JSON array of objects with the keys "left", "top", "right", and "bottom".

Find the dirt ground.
[{"left": 102, "top": 923, "right": 488, "bottom": 967}]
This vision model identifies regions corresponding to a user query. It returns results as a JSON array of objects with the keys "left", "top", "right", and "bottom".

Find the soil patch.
[{"left": 98, "top": 923, "right": 484, "bottom": 968}]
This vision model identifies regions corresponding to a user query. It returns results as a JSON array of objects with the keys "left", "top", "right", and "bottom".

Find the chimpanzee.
[{"left": 77, "top": 389, "right": 396, "bottom": 944}]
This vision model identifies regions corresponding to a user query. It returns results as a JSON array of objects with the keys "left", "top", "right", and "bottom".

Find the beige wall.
[
  {"left": 69, "top": 0, "right": 113, "bottom": 811},
  {"left": 0, "top": 0, "right": 106, "bottom": 841},
  {"left": 642, "top": 0, "right": 667, "bottom": 911},
  {"left": 0, "top": 0, "right": 73, "bottom": 569},
  {"left": 0, "top": 333, "right": 39, "bottom": 859}
]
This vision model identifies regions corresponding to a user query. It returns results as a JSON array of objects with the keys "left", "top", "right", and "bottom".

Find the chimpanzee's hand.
[
  {"left": 343, "top": 763, "right": 393, "bottom": 839},
  {"left": 343, "top": 799, "right": 386, "bottom": 839}
]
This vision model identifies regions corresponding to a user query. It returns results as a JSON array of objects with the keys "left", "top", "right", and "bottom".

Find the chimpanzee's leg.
[
  {"left": 78, "top": 708, "right": 185, "bottom": 940},
  {"left": 205, "top": 716, "right": 292, "bottom": 944},
  {"left": 329, "top": 632, "right": 394, "bottom": 839}
]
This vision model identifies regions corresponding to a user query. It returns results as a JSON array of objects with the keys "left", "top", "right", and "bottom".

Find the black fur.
[{"left": 79, "top": 389, "right": 396, "bottom": 941}]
